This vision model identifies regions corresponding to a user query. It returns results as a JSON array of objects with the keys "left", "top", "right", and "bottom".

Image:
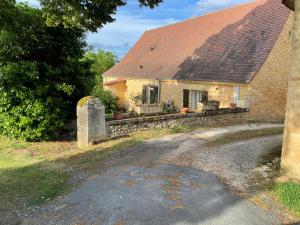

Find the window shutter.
[
  {"left": 142, "top": 86, "right": 147, "bottom": 104},
  {"left": 200, "top": 91, "right": 208, "bottom": 102},
  {"left": 150, "top": 86, "right": 159, "bottom": 104}
]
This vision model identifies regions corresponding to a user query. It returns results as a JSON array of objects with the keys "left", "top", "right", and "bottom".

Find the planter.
[
  {"left": 134, "top": 104, "right": 162, "bottom": 115},
  {"left": 114, "top": 112, "right": 123, "bottom": 120},
  {"left": 230, "top": 103, "right": 237, "bottom": 110},
  {"left": 204, "top": 100, "right": 220, "bottom": 111},
  {"left": 180, "top": 107, "right": 189, "bottom": 114}
]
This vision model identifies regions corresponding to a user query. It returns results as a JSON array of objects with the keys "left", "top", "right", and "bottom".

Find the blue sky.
[{"left": 18, "top": 0, "right": 251, "bottom": 58}]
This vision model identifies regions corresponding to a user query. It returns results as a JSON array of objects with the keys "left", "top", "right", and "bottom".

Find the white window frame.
[{"left": 233, "top": 86, "right": 240, "bottom": 104}]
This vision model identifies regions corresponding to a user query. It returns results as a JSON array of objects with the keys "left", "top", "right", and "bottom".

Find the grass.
[
  {"left": 206, "top": 127, "right": 284, "bottom": 147},
  {"left": 272, "top": 182, "right": 300, "bottom": 217},
  {"left": 0, "top": 125, "right": 197, "bottom": 210}
]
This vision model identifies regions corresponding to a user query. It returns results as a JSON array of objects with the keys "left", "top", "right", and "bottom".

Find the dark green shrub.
[
  {"left": 0, "top": 4, "right": 94, "bottom": 141},
  {"left": 92, "top": 87, "right": 120, "bottom": 113}
]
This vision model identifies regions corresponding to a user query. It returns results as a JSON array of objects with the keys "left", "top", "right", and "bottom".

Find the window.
[
  {"left": 191, "top": 90, "right": 208, "bottom": 110},
  {"left": 183, "top": 89, "right": 190, "bottom": 108},
  {"left": 142, "top": 85, "right": 159, "bottom": 104},
  {"left": 233, "top": 86, "right": 240, "bottom": 103}
]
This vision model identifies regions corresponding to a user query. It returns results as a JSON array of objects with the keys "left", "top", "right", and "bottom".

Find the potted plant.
[
  {"left": 162, "top": 100, "right": 178, "bottom": 114},
  {"left": 180, "top": 107, "right": 189, "bottom": 114},
  {"left": 114, "top": 111, "right": 123, "bottom": 120},
  {"left": 113, "top": 104, "right": 123, "bottom": 120},
  {"left": 230, "top": 103, "right": 237, "bottom": 110}
]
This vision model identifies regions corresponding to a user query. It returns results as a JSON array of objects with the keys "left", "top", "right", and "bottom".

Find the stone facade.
[
  {"left": 106, "top": 109, "right": 248, "bottom": 138},
  {"left": 248, "top": 14, "right": 293, "bottom": 122},
  {"left": 104, "top": 80, "right": 126, "bottom": 107},
  {"left": 125, "top": 79, "right": 160, "bottom": 111},
  {"left": 106, "top": 78, "right": 251, "bottom": 112},
  {"left": 160, "top": 80, "right": 250, "bottom": 109}
]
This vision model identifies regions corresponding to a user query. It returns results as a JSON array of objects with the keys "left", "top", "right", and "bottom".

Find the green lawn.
[
  {"left": 206, "top": 127, "right": 284, "bottom": 147},
  {"left": 272, "top": 182, "right": 300, "bottom": 217},
  {"left": 0, "top": 125, "right": 197, "bottom": 210}
]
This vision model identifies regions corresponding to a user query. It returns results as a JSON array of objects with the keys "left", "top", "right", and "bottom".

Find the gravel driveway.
[{"left": 12, "top": 124, "right": 298, "bottom": 225}]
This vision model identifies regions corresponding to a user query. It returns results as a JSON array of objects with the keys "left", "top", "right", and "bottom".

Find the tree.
[
  {"left": 1, "top": 0, "right": 164, "bottom": 32},
  {"left": 83, "top": 50, "right": 120, "bottom": 113},
  {"left": 0, "top": 4, "right": 94, "bottom": 141},
  {"left": 84, "top": 49, "right": 117, "bottom": 83},
  {"left": 281, "top": 0, "right": 300, "bottom": 179},
  {"left": 0, "top": 0, "right": 16, "bottom": 27}
]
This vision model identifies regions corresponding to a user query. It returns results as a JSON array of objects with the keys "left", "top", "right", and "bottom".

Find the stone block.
[{"left": 77, "top": 96, "right": 106, "bottom": 148}]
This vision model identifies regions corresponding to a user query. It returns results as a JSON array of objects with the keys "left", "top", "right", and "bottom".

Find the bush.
[
  {"left": 0, "top": 4, "right": 94, "bottom": 141},
  {"left": 92, "top": 87, "right": 120, "bottom": 113},
  {"left": 162, "top": 100, "right": 178, "bottom": 114},
  {"left": 83, "top": 49, "right": 119, "bottom": 114},
  {"left": 0, "top": 88, "right": 63, "bottom": 141}
]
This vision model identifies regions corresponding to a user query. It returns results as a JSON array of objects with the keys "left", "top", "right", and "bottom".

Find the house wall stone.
[
  {"left": 248, "top": 14, "right": 293, "bottom": 122},
  {"left": 104, "top": 81, "right": 126, "bottom": 107},
  {"left": 160, "top": 80, "right": 250, "bottom": 109},
  {"left": 122, "top": 78, "right": 250, "bottom": 110},
  {"left": 125, "top": 79, "right": 159, "bottom": 110}
]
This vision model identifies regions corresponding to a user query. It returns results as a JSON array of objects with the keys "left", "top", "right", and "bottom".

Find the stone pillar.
[
  {"left": 77, "top": 96, "right": 106, "bottom": 148},
  {"left": 281, "top": 2, "right": 300, "bottom": 180}
]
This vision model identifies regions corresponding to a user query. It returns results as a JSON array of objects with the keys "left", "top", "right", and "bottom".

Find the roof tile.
[{"left": 103, "top": 0, "right": 291, "bottom": 83}]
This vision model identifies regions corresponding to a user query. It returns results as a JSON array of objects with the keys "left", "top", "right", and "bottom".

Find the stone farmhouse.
[{"left": 103, "top": 0, "right": 292, "bottom": 122}]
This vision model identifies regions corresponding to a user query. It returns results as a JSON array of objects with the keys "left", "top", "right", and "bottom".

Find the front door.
[
  {"left": 191, "top": 90, "right": 200, "bottom": 111},
  {"left": 183, "top": 89, "right": 190, "bottom": 108}
]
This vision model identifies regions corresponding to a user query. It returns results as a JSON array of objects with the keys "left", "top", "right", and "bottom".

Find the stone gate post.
[{"left": 77, "top": 96, "right": 106, "bottom": 148}]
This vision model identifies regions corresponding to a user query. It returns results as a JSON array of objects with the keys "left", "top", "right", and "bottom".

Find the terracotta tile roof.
[{"left": 103, "top": 0, "right": 291, "bottom": 83}]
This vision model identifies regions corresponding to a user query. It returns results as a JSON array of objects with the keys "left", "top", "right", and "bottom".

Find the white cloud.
[
  {"left": 87, "top": 13, "right": 177, "bottom": 58},
  {"left": 196, "top": 0, "right": 252, "bottom": 15}
]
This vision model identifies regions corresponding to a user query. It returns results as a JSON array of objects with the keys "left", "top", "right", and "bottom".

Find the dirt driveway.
[{"left": 15, "top": 124, "right": 298, "bottom": 224}]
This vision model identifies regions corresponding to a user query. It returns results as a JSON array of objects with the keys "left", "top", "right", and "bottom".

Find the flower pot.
[
  {"left": 230, "top": 103, "right": 237, "bottom": 110},
  {"left": 180, "top": 107, "right": 189, "bottom": 114},
  {"left": 114, "top": 112, "right": 123, "bottom": 120}
]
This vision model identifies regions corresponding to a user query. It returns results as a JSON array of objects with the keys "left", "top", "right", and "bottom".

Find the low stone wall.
[{"left": 106, "top": 108, "right": 249, "bottom": 138}]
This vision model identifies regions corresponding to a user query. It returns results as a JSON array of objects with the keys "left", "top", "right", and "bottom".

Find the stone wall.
[
  {"left": 106, "top": 108, "right": 248, "bottom": 138},
  {"left": 248, "top": 13, "right": 293, "bottom": 122}
]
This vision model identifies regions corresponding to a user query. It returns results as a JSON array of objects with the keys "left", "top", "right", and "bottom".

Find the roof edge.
[{"left": 146, "top": 0, "right": 259, "bottom": 33}]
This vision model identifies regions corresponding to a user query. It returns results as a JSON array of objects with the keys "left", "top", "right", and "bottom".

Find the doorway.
[{"left": 183, "top": 89, "right": 190, "bottom": 108}]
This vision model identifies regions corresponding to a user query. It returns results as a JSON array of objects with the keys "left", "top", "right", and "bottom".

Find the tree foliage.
[
  {"left": 84, "top": 50, "right": 120, "bottom": 113},
  {"left": 84, "top": 49, "right": 117, "bottom": 82},
  {"left": 1, "top": 0, "right": 164, "bottom": 32},
  {"left": 0, "top": 0, "right": 17, "bottom": 28},
  {"left": 39, "top": 0, "right": 164, "bottom": 32},
  {"left": 0, "top": 4, "right": 94, "bottom": 141}
]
